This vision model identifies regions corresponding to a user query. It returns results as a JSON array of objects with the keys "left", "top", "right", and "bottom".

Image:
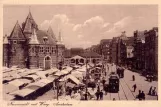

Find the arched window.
[
  {"left": 45, "top": 56, "right": 50, "bottom": 60},
  {"left": 80, "top": 58, "right": 84, "bottom": 63},
  {"left": 71, "top": 59, "right": 75, "bottom": 63}
]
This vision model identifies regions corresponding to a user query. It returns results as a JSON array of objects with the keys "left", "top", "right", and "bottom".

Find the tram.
[{"left": 104, "top": 72, "right": 119, "bottom": 93}]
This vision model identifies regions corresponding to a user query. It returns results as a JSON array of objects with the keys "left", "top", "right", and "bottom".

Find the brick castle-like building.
[{"left": 3, "top": 11, "right": 65, "bottom": 70}]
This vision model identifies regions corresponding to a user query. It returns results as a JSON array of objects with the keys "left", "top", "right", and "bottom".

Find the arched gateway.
[{"left": 44, "top": 56, "right": 52, "bottom": 70}]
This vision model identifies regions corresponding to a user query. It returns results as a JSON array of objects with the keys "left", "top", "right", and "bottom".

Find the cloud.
[
  {"left": 41, "top": 15, "right": 110, "bottom": 48},
  {"left": 40, "top": 14, "right": 157, "bottom": 49}
]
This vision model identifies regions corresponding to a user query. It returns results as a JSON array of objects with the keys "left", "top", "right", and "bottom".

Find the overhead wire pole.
[
  {"left": 56, "top": 23, "right": 60, "bottom": 101},
  {"left": 85, "top": 51, "right": 88, "bottom": 100}
]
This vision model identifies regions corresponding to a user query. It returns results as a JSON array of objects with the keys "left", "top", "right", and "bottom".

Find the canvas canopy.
[
  {"left": 71, "top": 70, "right": 83, "bottom": 78},
  {"left": 66, "top": 82, "right": 75, "bottom": 88},
  {"left": 23, "top": 74, "right": 41, "bottom": 81},
  {"left": 3, "top": 93, "right": 15, "bottom": 100},
  {"left": 38, "top": 78, "right": 52, "bottom": 84},
  {"left": 36, "top": 72, "right": 47, "bottom": 78},
  {"left": 3, "top": 84, "right": 19, "bottom": 94},
  {"left": 67, "top": 75, "right": 80, "bottom": 85},
  {"left": 26, "top": 81, "right": 47, "bottom": 89},
  {"left": 9, "top": 79, "right": 26, "bottom": 87},
  {"left": 54, "top": 71, "right": 65, "bottom": 76},
  {"left": 10, "top": 88, "right": 35, "bottom": 97}
]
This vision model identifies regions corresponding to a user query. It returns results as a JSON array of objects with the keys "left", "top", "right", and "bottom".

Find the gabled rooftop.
[
  {"left": 47, "top": 26, "right": 57, "bottom": 43},
  {"left": 9, "top": 21, "right": 26, "bottom": 39},
  {"left": 23, "top": 11, "right": 38, "bottom": 33}
]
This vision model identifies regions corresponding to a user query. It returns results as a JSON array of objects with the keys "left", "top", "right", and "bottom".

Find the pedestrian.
[
  {"left": 141, "top": 91, "right": 145, "bottom": 100},
  {"left": 132, "top": 75, "right": 135, "bottom": 81},
  {"left": 148, "top": 86, "right": 153, "bottom": 95},
  {"left": 121, "top": 67, "right": 124, "bottom": 78},
  {"left": 95, "top": 90, "right": 100, "bottom": 100},
  {"left": 99, "top": 90, "right": 103, "bottom": 100},
  {"left": 111, "top": 63, "right": 117, "bottom": 73},
  {"left": 136, "top": 90, "right": 142, "bottom": 100},
  {"left": 117, "top": 66, "right": 120, "bottom": 78},
  {"left": 152, "top": 87, "right": 156, "bottom": 96},
  {"left": 97, "top": 85, "right": 100, "bottom": 92},
  {"left": 102, "top": 79, "right": 106, "bottom": 87},
  {"left": 132, "top": 84, "right": 137, "bottom": 92}
]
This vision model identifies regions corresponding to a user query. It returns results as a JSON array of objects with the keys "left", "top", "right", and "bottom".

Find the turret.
[{"left": 3, "top": 34, "right": 9, "bottom": 67}]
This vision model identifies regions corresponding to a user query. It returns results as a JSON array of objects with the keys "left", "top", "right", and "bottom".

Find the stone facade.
[
  {"left": 100, "top": 39, "right": 111, "bottom": 62},
  {"left": 133, "top": 30, "right": 146, "bottom": 70},
  {"left": 3, "top": 11, "right": 65, "bottom": 70},
  {"left": 145, "top": 27, "right": 158, "bottom": 74},
  {"left": 110, "top": 37, "right": 119, "bottom": 64}
]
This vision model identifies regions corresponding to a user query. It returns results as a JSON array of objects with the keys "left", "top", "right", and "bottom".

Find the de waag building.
[{"left": 3, "top": 11, "right": 65, "bottom": 70}]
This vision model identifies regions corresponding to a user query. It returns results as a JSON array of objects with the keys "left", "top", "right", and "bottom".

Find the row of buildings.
[
  {"left": 89, "top": 28, "right": 158, "bottom": 75},
  {"left": 3, "top": 11, "right": 65, "bottom": 70},
  {"left": 63, "top": 48, "right": 102, "bottom": 66}
]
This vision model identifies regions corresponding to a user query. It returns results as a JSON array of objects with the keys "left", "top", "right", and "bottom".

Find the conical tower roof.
[
  {"left": 47, "top": 26, "right": 57, "bottom": 42},
  {"left": 23, "top": 11, "right": 38, "bottom": 33},
  {"left": 29, "top": 28, "right": 39, "bottom": 44},
  {"left": 56, "top": 31, "right": 64, "bottom": 45},
  {"left": 3, "top": 34, "right": 9, "bottom": 44},
  {"left": 9, "top": 21, "right": 26, "bottom": 39}
]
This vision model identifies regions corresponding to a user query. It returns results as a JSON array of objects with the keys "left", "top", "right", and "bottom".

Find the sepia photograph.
[{"left": 2, "top": 4, "right": 158, "bottom": 101}]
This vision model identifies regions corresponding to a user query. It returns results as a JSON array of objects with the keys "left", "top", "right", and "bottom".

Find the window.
[
  {"left": 52, "top": 47, "right": 55, "bottom": 53},
  {"left": 39, "top": 47, "right": 44, "bottom": 52},
  {"left": 32, "top": 47, "right": 35, "bottom": 53},
  {"left": 13, "top": 40, "right": 17, "bottom": 44},
  {"left": 71, "top": 59, "right": 75, "bottom": 63},
  {"left": 46, "top": 47, "right": 50, "bottom": 53}
]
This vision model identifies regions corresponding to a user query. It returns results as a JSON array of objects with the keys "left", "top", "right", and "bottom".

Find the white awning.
[
  {"left": 26, "top": 81, "right": 46, "bottom": 88},
  {"left": 36, "top": 72, "right": 47, "bottom": 78},
  {"left": 3, "top": 84, "right": 19, "bottom": 94},
  {"left": 67, "top": 75, "right": 80, "bottom": 85},
  {"left": 45, "top": 69, "right": 58, "bottom": 75},
  {"left": 17, "top": 78, "right": 32, "bottom": 84},
  {"left": 54, "top": 71, "right": 64, "bottom": 76},
  {"left": 71, "top": 71, "right": 83, "bottom": 78},
  {"left": 61, "top": 70, "right": 70, "bottom": 74},
  {"left": 38, "top": 78, "right": 52, "bottom": 84},
  {"left": 10, "top": 88, "right": 35, "bottom": 97},
  {"left": 24, "top": 74, "right": 41, "bottom": 81},
  {"left": 3, "top": 93, "right": 15, "bottom": 100},
  {"left": 9, "top": 79, "right": 25, "bottom": 87}
]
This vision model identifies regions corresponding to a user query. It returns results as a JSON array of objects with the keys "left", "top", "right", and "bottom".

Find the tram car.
[{"left": 105, "top": 72, "right": 119, "bottom": 93}]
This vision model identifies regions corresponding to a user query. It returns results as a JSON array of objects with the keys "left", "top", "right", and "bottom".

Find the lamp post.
[
  {"left": 55, "top": 41, "right": 59, "bottom": 100},
  {"left": 85, "top": 54, "right": 88, "bottom": 100}
]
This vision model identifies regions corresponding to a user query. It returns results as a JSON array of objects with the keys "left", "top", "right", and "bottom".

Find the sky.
[{"left": 3, "top": 5, "right": 158, "bottom": 48}]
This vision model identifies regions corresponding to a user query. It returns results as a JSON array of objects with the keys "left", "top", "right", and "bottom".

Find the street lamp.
[{"left": 85, "top": 53, "right": 88, "bottom": 100}]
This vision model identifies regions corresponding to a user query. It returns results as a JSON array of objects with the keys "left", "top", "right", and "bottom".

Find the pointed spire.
[
  {"left": 23, "top": 10, "right": 38, "bottom": 33},
  {"left": 57, "top": 29, "right": 64, "bottom": 45},
  {"left": 47, "top": 26, "right": 57, "bottom": 42},
  {"left": 29, "top": 28, "right": 39, "bottom": 44},
  {"left": 3, "top": 34, "right": 9, "bottom": 44},
  {"left": 9, "top": 21, "right": 26, "bottom": 39}
]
